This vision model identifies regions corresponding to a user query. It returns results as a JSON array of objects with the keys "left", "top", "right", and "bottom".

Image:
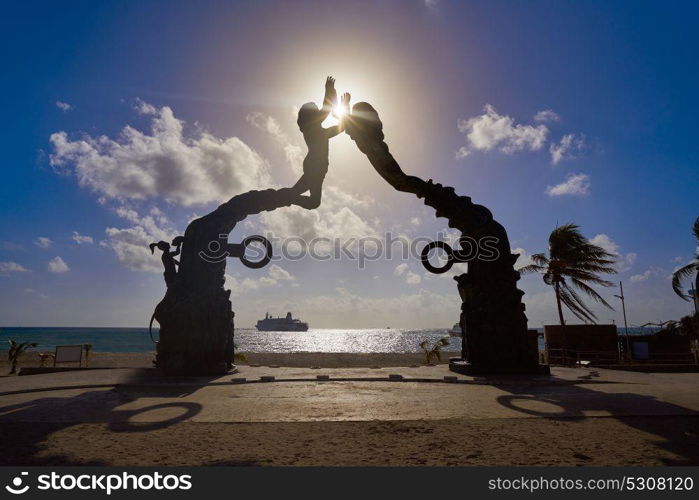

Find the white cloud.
[
  {"left": 456, "top": 104, "right": 549, "bottom": 158},
  {"left": 622, "top": 253, "right": 638, "bottom": 272},
  {"left": 246, "top": 111, "right": 379, "bottom": 249},
  {"left": 34, "top": 237, "right": 53, "bottom": 248},
  {"left": 56, "top": 101, "right": 72, "bottom": 112},
  {"left": 47, "top": 256, "right": 69, "bottom": 273},
  {"left": 533, "top": 109, "right": 559, "bottom": 123},
  {"left": 224, "top": 264, "right": 295, "bottom": 296},
  {"left": 405, "top": 271, "right": 422, "bottom": 284},
  {"left": 393, "top": 263, "right": 421, "bottom": 284},
  {"left": 589, "top": 234, "right": 619, "bottom": 255},
  {"left": 549, "top": 133, "right": 584, "bottom": 165},
  {"left": 454, "top": 147, "right": 470, "bottom": 159},
  {"left": 545, "top": 173, "right": 590, "bottom": 197},
  {"left": 258, "top": 185, "right": 378, "bottom": 254},
  {"left": 268, "top": 264, "right": 294, "bottom": 281},
  {"left": 274, "top": 287, "right": 460, "bottom": 325},
  {"left": 72, "top": 231, "right": 93, "bottom": 245},
  {"left": 511, "top": 247, "right": 534, "bottom": 269},
  {"left": 50, "top": 100, "right": 271, "bottom": 206},
  {"left": 589, "top": 234, "right": 636, "bottom": 272},
  {"left": 134, "top": 98, "right": 157, "bottom": 116},
  {"left": 103, "top": 206, "right": 174, "bottom": 272},
  {"left": 394, "top": 263, "right": 408, "bottom": 276},
  {"left": 246, "top": 112, "right": 304, "bottom": 175},
  {"left": 630, "top": 267, "right": 662, "bottom": 283},
  {"left": 24, "top": 288, "right": 48, "bottom": 299},
  {"left": 0, "top": 261, "right": 29, "bottom": 273},
  {"left": 409, "top": 217, "right": 421, "bottom": 226}
]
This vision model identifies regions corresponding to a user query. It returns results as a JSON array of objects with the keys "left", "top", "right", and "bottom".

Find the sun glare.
[{"left": 333, "top": 104, "right": 346, "bottom": 118}]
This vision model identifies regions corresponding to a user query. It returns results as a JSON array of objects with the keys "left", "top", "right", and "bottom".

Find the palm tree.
[
  {"left": 519, "top": 223, "right": 617, "bottom": 325},
  {"left": 671, "top": 217, "right": 699, "bottom": 305},
  {"left": 8, "top": 338, "right": 38, "bottom": 374}
]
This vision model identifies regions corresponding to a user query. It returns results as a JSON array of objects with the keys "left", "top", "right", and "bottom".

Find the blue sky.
[{"left": 1, "top": 0, "right": 697, "bottom": 328}]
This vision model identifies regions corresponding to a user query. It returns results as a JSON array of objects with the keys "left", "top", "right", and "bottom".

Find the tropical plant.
[
  {"left": 671, "top": 217, "right": 699, "bottom": 303},
  {"left": 233, "top": 343, "right": 247, "bottom": 363},
  {"left": 38, "top": 352, "right": 54, "bottom": 367},
  {"left": 83, "top": 343, "right": 93, "bottom": 367},
  {"left": 643, "top": 313, "right": 699, "bottom": 339},
  {"left": 419, "top": 337, "right": 450, "bottom": 364},
  {"left": 519, "top": 223, "right": 617, "bottom": 325},
  {"left": 8, "top": 338, "right": 38, "bottom": 374},
  {"left": 679, "top": 312, "right": 699, "bottom": 340},
  {"left": 641, "top": 320, "right": 680, "bottom": 335}
]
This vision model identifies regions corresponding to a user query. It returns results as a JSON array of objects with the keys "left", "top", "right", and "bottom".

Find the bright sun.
[
  {"left": 333, "top": 104, "right": 346, "bottom": 118},
  {"left": 324, "top": 102, "right": 347, "bottom": 128}
]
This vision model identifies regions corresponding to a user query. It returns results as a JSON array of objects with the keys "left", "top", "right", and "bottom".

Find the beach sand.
[
  {"left": 1, "top": 357, "right": 698, "bottom": 466},
  {"left": 3, "top": 416, "right": 697, "bottom": 466}
]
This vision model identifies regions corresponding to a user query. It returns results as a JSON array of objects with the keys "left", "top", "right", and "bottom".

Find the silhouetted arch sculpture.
[
  {"left": 344, "top": 102, "right": 544, "bottom": 374},
  {"left": 151, "top": 101, "right": 546, "bottom": 376},
  {"left": 152, "top": 188, "right": 295, "bottom": 375}
]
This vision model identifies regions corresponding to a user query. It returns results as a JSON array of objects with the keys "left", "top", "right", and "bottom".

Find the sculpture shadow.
[
  {"left": 0, "top": 385, "right": 203, "bottom": 465},
  {"left": 491, "top": 374, "right": 699, "bottom": 465}
]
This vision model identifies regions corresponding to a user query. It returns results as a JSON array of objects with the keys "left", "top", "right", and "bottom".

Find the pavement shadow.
[
  {"left": 0, "top": 388, "right": 202, "bottom": 465},
  {"left": 491, "top": 375, "right": 699, "bottom": 465}
]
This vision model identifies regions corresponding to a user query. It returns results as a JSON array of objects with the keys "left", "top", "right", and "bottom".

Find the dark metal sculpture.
[
  {"left": 344, "top": 102, "right": 546, "bottom": 374},
  {"left": 151, "top": 188, "right": 295, "bottom": 375},
  {"left": 151, "top": 79, "right": 545, "bottom": 376}
]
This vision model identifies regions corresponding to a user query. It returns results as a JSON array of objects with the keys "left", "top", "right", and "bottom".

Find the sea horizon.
[{"left": 1, "top": 325, "right": 663, "bottom": 354}]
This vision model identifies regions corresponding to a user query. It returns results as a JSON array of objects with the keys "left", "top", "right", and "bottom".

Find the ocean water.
[
  {"left": 0, "top": 326, "right": 660, "bottom": 354},
  {"left": 0, "top": 327, "right": 460, "bottom": 353}
]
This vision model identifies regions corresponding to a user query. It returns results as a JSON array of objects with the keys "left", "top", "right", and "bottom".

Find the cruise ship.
[{"left": 255, "top": 312, "right": 309, "bottom": 332}]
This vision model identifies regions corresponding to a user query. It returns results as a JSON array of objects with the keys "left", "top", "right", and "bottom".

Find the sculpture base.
[{"left": 449, "top": 357, "right": 550, "bottom": 376}]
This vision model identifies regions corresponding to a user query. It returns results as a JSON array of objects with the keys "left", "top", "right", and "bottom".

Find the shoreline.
[{"left": 0, "top": 351, "right": 460, "bottom": 371}]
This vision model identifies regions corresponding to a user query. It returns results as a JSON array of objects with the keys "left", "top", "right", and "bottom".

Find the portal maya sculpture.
[{"left": 150, "top": 78, "right": 546, "bottom": 376}]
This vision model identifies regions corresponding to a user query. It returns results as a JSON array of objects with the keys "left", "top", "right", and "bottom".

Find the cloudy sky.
[{"left": 1, "top": 0, "right": 697, "bottom": 328}]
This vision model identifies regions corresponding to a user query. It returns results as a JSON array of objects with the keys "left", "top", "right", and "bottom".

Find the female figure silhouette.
[{"left": 291, "top": 76, "right": 350, "bottom": 209}]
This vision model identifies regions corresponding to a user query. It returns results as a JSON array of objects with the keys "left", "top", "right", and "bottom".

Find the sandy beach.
[{"left": 3, "top": 416, "right": 697, "bottom": 466}]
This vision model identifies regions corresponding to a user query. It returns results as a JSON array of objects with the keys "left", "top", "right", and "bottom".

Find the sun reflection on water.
[{"left": 236, "top": 328, "right": 459, "bottom": 353}]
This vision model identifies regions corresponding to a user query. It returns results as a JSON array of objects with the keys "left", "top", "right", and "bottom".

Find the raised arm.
[
  {"left": 325, "top": 92, "right": 351, "bottom": 138},
  {"left": 320, "top": 76, "right": 337, "bottom": 120},
  {"left": 345, "top": 102, "right": 427, "bottom": 196}
]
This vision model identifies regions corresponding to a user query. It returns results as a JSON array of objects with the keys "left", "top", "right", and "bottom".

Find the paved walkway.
[{"left": 1, "top": 365, "right": 698, "bottom": 424}]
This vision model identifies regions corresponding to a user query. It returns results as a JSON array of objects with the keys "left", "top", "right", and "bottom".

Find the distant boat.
[
  {"left": 256, "top": 312, "right": 309, "bottom": 332},
  {"left": 448, "top": 323, "right": 462, "bottom": 337}
]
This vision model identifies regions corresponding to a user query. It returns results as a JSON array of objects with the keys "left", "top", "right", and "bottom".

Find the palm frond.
[
  {"left": 570, "top": 278, "right": 614, "bottom": 310},
  {"left": 518, "top": 264, "right": 545, "bottom": 275},
  {"left": 530, "top": 253, "right": 550, "bottom": 266},
  {"left": 534, "top": 223, "right": 621, "bottom": 323},
  {"left": 558, "top": 284, "right": 597, "bottom": 323},
  {"left": 671, "top": 262, "right": 699, "bottom": 301}
]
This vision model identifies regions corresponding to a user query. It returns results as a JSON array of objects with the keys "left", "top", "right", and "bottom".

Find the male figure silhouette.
[
  {"left": 344, "top": 102, "right": 542, "bottom": 374},
  {"left": 291, "top": 76, "right": 350, "bottom": 209}
]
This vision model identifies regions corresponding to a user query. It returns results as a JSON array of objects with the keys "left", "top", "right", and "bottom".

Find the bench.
[{"left": 54, "top": 345, "right": 83, "bottom": 367}]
